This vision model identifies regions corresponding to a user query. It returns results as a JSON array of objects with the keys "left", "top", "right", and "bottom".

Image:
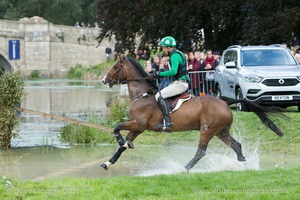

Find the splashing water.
[
  {"left": 138, "top": 142, "right": 261, "bottom": 177},
  {"left": 138, "top": 124, "right": 261, "bottom": 177},
  {"left": 138, "top": 143, "right": 260, "bottom": 177}
]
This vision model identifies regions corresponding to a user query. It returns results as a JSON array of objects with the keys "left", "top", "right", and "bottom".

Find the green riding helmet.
[{"left": 159, "top": 36, "right": 176, "bottom": 47}]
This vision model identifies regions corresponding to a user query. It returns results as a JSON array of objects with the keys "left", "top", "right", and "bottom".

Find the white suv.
[{"left": 214, "top": 44, "right": 300, "bottom": 111}]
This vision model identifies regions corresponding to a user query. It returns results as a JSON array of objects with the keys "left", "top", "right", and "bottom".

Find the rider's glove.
[{"left": 151, "top": 72, "right": 160, "bottom": 79}]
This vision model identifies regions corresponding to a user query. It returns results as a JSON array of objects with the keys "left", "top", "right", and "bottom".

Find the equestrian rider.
[{"left": 153, "top": 36, "right": 190, "bottom": 131}]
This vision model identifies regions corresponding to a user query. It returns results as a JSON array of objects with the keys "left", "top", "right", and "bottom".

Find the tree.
[
  {"left": 0, "top": 0, "right": 99, "bottom": 26},
  {"left": 241, "top": 0, "right": 300, "bottom": 46},
  {"left": 97, "top": 0, "right": 300, "bottom": 53},
  {"left": 96, "top": 0, "right": 246, "bottom": 53},
  {"left": 0, "top": 73, "right": 25, "bottom": 148}
]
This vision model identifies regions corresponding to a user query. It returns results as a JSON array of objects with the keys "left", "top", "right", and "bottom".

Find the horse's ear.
[{"left": 119, "top": 54, "right": 125, "bottom": 62}]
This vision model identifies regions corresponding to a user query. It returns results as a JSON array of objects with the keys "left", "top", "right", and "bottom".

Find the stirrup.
[{"left": 155, "top": 120, "right": 172, "bottom": 131}]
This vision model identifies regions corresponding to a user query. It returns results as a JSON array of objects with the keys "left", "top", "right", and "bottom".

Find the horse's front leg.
[{"left": 100, "top": 120, "right": 143, "bottom": 170}]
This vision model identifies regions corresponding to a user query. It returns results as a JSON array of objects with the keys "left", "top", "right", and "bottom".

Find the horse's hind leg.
[
  {"left": 185, "top": 134, "right": 213, "bottom": 171},
  {"left": 217, "top": 130, "right": 246, "bottom": 162}
]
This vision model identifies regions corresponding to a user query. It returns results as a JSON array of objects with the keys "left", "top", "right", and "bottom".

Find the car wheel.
[
  {"left": 236, "top": 88, "right": 249, "bottom": 111},
  {"left": 298, "top": 106, "right": 300, "bottom": 112},
  {"left": 216, "top": 85, "right": 222, "bottom": 99}
]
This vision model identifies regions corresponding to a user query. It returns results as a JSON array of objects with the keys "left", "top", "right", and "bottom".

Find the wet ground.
[
  {"left": 1, "top": 144, "right": 299, "bottom": 181},
  {"left": 1, "top": 80, "right": 299, "bottom": 180}
]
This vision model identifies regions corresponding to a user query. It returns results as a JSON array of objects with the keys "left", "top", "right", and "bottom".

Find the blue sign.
[{"left": 9, "top": 40, "right": 20, "bottom": 60}]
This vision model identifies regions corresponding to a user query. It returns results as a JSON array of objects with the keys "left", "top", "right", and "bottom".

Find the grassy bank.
[{"left": 1, "top": 167, "right": 299, "bottom": 199}]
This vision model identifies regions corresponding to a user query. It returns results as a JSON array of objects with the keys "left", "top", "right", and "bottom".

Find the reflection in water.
[{"left": 12, "top": 80, "right": 118, "bottom": 147}]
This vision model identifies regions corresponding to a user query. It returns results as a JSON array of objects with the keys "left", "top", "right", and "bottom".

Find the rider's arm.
[{"left": 159, "top": 53, "right": 181, "bottom": 77}]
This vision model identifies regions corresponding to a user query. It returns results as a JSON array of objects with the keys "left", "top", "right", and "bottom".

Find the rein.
[
  {"left": 106, "top": 73, "right": 153, "bottom": 85},
  {"left": 106, "top": 58, "right": 154, "bottom": 84}
]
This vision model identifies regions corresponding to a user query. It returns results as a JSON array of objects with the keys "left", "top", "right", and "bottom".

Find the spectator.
[
  {"left": 199, "top": 51, "right": 206, "bottom": 66},
  {"left": 291, "top": 47, "right": 300, "bottom": 63},
  {"left": 151, "top": 54, "right": 161, "bottom": 71},
  {"left": 145, "top": 60, "right": 155, "bottom": 75},
  {"left": 80, "top": 22, "right": 85, "bottom": 27},
  {"left": 204, "top": 49, "right": 218, "bottom": 95},
  {"left": 188, "top": 51, "right": 203, "bottom": 96},
  {"left": 213, "top": 50, "right": 221, "bottom": 65},
  {"left": 194, "top": 51, "right": 200, "bottom": 61},
  {"left": 75, "top": 21, "right": 80, "bottom": 28},
  {"left": 158, "top": 57, "right": 171, "bottom": 89},
  {"left": 105, "top": 46, "right": 112, "bottom": 61},
  {"left": 141, "top": 48, "right": 150, "bottom": 60},
  {"left": 136, "top": 49, "right": 143, "bottom": 60}
]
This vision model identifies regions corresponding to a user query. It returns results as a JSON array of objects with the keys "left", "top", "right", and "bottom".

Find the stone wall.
[{"left": 0, "top": 16, "right": 116, "bottom": 77}]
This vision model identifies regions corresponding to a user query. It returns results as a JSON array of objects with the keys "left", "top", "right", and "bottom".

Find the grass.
[
  {"left": 1, "top": 167, "right": 299, "bottom": 199},
  {"left": 1, "top": 107, "right": 299, "bottom": 199}
]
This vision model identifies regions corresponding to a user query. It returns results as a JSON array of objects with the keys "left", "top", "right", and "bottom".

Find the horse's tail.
[{"left": 227, "top": 99, "right": 289, "bottom": 137}]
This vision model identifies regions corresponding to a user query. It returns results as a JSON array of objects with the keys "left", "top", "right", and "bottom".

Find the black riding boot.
[{"left": 155, "top": 96, "right": 172, "bottom": 131}]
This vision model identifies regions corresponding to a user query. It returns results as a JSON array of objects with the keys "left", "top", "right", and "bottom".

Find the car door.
[{"left": 221, "top": 50, "right": 238, "bottom": 99}]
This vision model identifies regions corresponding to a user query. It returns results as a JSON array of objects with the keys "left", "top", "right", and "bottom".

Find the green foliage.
[
  {"left": 28, "top": 70, "right": 40, "bottom": 80},
  {"left": 60, "top": 96, "right": 130, "bottom": 144},
  {"left": 66, "top": 64, "right": 85, "bottom": 79},
  {"left": 60, "top": 124, "right": 113, "bottom": 144},
  {"left": 0, "top": 0, "right": 99, "bottom": 26},
  {"left": 0, "top": 73, "right": 25, "bottom": 148},
  {"left": 66, "top": 61, "right": 114, "bottom": 80},
  {"left": 105, "top": 96, "right": 130, "bottom": 126},
  {"left": 241, "top": 0, "right": 300, "bottom": 45},
  {"left": 97, "top": 0, "right": 300, "bottom": 52},
  {"left": 60, "top": 115, "right": 113, "bottom": 144}
]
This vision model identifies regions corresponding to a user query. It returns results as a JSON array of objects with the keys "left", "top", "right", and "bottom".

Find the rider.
[{"left": 153, "top": 36, "right": 190, "bottom": 131}]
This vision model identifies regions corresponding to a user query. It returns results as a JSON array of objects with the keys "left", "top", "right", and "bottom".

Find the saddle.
[{"left": 166, "top": 91, "right": 193, "bottom": 113}]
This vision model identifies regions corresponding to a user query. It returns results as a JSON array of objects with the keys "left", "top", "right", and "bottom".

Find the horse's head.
[{"left": 101, "top": 54, "right": 127, "bottom": 88}]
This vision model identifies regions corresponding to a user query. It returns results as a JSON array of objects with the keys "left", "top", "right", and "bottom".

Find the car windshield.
[{"left": 241, "top": 49, "right": 297, "bottom": 67}]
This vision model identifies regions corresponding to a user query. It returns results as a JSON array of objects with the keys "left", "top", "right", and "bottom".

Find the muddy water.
[
  {"left": 12, "top": 80, "right": 118, "bottom": 147},
  {"left": 0, "top": 80, "right": 299, "bottom": 180},
  {"left": 1, "top": 144, "right": 299, "bottom": 181}
]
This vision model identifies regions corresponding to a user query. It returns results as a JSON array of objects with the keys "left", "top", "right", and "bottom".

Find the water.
[
  {"left": 1, "top": 144, "right": 299, "bottom": 181},
  {"left": 0, "top": 80, "right": 299, "bottom": 180},
  {"left": 12, "top": 79, "right": 118, "bottom": 147}
]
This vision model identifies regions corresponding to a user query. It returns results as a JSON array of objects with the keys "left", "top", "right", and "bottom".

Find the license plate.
[{"left": 271, "top": 95, "right": 293, "bottom": 101}]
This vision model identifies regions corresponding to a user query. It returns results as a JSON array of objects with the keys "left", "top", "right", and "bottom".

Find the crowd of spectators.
[
  {"left": 110, "top": 40, "right": 300, "bottom": 97},
  {"left": 74, "top": 21, "right": 99, "bottom": 28},
  {"left": 142, "top": 47, "right": 221, "bottom": 96}
]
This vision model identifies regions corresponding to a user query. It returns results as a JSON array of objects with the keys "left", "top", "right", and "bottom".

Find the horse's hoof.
[
  {"left": 100, "top": 163, "right": 108, "bottom": 170},
  {"left": 184, "top": 165, "right": 191, "bottom": 171},
  {"left": 238, "top": 156, "right": 246, "bottom": 162},
  {"left": 127, "top": 141, "right": 134, "bottom": 149}
]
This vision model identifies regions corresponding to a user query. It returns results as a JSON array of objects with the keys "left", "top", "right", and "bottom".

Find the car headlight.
[{"left": 244, "top": 75, "right": 263, "bottom": 83}]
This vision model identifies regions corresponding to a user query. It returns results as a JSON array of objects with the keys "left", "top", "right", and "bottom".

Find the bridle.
[{"left": 105, "top": 59, "right": 154, "bottom": 86}]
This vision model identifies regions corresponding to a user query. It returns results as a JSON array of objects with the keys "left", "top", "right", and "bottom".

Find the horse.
[{"left": 100, "top": 54, "right": 287, "bottom": 171}]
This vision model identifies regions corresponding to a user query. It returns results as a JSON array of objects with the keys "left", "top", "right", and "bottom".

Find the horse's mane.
[{"left": 127, "top": 58, "right": 157, "bottom": 88}]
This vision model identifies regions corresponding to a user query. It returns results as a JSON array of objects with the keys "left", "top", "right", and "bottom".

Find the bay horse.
[{"left": 101, "top": 54, "right": 286, "bottom": 171}]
